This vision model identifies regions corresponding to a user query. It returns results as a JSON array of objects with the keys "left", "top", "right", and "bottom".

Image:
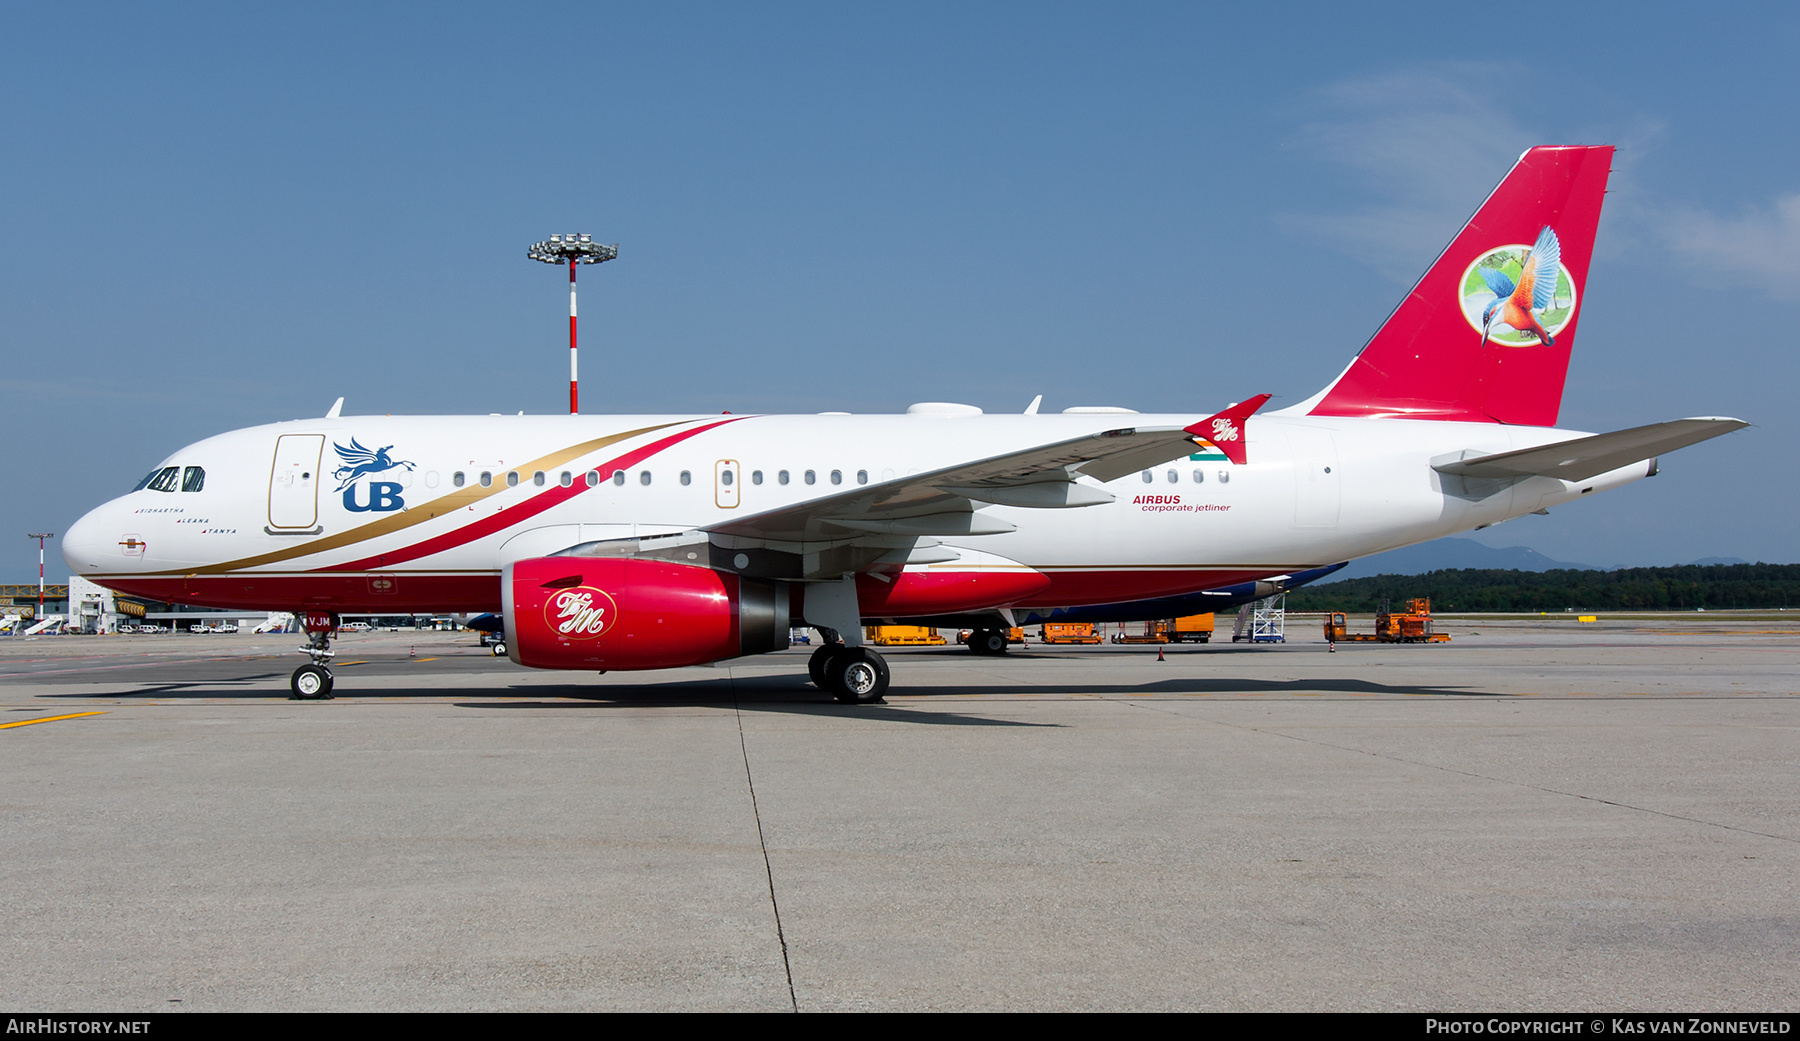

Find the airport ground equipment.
[
  {"left": 866, "top": 625, "right": 947, "bottom": 646},
  {"left": 1168, "top": 613, "right": 1214, "bottom": 643},
  {"left": 1233, "top": 595, "right": 1286, "bottom": 643},
  {"left": 1323, "top": 598, "right": 1451, "bottom": 644},
  {"left": 1113, "top": 621, "right": 1172, "bottom": 644},
  {"left": 1039, "top": 622, "right": 1103, "bottom": 644}
]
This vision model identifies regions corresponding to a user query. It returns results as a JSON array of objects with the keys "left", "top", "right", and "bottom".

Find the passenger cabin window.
[
  {"left": 181, "top": 466, "right": 205, "bottom": 492},
  {"left": 453, "top": 472, "right": 466, "bottom": 488},
  {"left": 479, "top": 471, "right": 492, "bottom": 488},
  {"left": 830, "top": 470, "right": 842, "bottom": 485},
  {"left": 1166, "top": 469, "right": 1178, "bottom": 484},
  {"left": 1192, "top": 469, "right": 1205, "bottom": 483},
  {"left": 721, "top": 470, "right": 734, "bottom": 486},
  {"left": 680, "top": 470, "right": 692, "bottom": 486},
  {"left": 778, "top": 470, "right": 790, "bottom": 485},
  {"left": 559, "top": 471, "right": 572, "bottom": 488},
  {"left": 146, "top": 467, "right": 181, "bottom": 493},
  {"left": 804, "top": 470, "right": 816, "bottom": 485},
  {"left": 639, "top": 470, "right": 651, "bottom": 486},
  {"left": 506, "top": 471, "right": 519, "bottom": 488},
  {"left": 533, "top": 471, "right": 546, "bottom": 487},
  {"left": 751, "top": 470, "right": 763, "bottom": 485},
  {"left": 1140, "top": 470, "right": 1153, "bottom": 484},
  {"left": 611, "top": 470, "right": 624, "bottom": 486},
  {"left": 857, "top": 470, "right": 868, "bottom": 485},
  {"left": 586, "top": 470, "right": 599, "bottom": 488}
]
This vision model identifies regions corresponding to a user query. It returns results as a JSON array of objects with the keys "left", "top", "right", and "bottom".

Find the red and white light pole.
[
  {"left": 528, "top": 234, "right": 617, "bottom": 414},
  {"left": 26, "top": 533, "right": 52, "bottom": 622}
]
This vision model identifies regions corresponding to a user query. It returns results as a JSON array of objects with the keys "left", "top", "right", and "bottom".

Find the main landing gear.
[
  {"left": 291, "top": 610, "right": 338, "bottom": 700},
  {"left": 966, "top": 628, "right": 1009, "bottom": 656},
  {"left": 808, "top": 639, "right": 890, "bottom": 705}
]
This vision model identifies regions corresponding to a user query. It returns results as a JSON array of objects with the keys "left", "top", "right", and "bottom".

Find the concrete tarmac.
[{"left": 1, "top": 619, "right": 1796, "bottom": 1011}]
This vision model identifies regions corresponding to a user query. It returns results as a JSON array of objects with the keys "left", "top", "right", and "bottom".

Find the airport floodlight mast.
[
  {"left": 26, "top": 533, "right": 51, "bottom": 622},
  {"left": 527, "top": 233, "right": 618, "bottom": 414}
]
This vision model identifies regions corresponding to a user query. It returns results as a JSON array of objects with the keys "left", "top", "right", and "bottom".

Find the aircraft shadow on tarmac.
[{"left": 53, "top": 670, "right": 1494, "bottom": 716}]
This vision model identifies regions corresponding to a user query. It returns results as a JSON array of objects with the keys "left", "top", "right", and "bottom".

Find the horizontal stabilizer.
[{"left": 1434, "top": 418, "right": 1748, "bottom": 483}]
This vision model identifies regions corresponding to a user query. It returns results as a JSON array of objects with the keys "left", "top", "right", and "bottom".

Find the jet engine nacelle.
[{"left": 503, "top": 556, "right": 791, "bottom": 671}]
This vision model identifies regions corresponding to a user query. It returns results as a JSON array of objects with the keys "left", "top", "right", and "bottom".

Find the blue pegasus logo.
[{"left": 332, "top": 438, "right": 415, "bottom": 512}]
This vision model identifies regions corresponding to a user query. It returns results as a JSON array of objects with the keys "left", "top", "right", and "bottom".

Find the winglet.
[{"left": 1184, "top": 394, "right": 1271, "bottom": 465}]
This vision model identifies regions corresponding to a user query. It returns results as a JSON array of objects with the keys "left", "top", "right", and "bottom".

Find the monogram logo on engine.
[{"left": 545, "top": 586, "right": 617, "bottom": 639}]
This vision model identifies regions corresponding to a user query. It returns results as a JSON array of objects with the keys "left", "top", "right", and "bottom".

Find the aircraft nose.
[{"left": 61, "top": 504, "right": 114, "bottom": 574}]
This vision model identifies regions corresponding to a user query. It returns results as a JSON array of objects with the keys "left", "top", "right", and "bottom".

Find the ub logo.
[
  {"left": 547, "top": 587, "right": 617, "bottom": 639},
  {"left": 333, "top": 438, "right": 414, "bottom": 513},
  {"left": 1210, "top": 418, "right": 1240, "bottom": 443}
]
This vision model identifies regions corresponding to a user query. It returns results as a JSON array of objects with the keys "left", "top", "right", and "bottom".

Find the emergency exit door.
[{"left": 715, "top": 459, "right": 740, "bottom": 509}]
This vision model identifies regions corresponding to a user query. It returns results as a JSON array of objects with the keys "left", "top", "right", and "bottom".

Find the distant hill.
[
  {"left": 1323, "top": 538, "right": 1595, "bottom": 582},
  {"left": 1288, "top": 562, "right": 1800, "bottom": 613}
]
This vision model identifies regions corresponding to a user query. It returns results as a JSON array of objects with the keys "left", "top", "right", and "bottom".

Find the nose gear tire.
[{"left": 291, "top": 664, "right": 334, "bottom": 700}]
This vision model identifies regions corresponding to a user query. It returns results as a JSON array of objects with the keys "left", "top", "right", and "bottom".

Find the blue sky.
[{"left": 4, "top": 4, "right": 1796, "bottom": 578}]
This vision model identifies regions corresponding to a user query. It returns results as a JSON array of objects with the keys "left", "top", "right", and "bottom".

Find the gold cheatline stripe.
[
  {"left": 152, "top": 421, "right": 681, "bottom": 576},
  {"left": 1, "top": 711, "right": 106, "bottom": 730}
]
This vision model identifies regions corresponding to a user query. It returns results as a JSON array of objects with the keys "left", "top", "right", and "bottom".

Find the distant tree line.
[{"left": 1284, "top": 563, "right": 1800, "bottom": 613}]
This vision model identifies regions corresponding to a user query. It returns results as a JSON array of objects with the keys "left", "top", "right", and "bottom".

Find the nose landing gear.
[{"left": 291, "top": 610, "right": 338, "bottom": 700}]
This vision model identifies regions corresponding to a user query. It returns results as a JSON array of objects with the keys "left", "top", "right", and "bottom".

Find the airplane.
[{"left": 61, "top": 145, "right": 1747, "bottom": 703}]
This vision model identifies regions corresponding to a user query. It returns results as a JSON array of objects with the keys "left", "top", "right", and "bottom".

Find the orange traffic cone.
[{"left": 1157, "top": 646, "right": 1165, "bottom": 662}]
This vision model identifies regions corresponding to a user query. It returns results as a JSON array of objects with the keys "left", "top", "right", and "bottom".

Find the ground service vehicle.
[
  {"left": 1039, "top": 622, "right": 1102, "bottom": 644},
  {"left": 1168, "top": 613, "right": 1214, "bottom": 643}
]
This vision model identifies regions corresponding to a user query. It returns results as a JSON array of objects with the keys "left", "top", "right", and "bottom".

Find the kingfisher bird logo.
[
  {"left": 1459, "top": 226, "right": 1578, "bottom": 347},
  {"left": 333, "top": 438, "right": 414, "bottom": 512}
]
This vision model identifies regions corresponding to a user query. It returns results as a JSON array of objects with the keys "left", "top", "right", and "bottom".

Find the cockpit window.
[
  {"left": 145, "top": 467, "right": 181, "bottom": 493},
  {"left": 181, "top": 466, "right": 206, "bottom": 493},
  {"left": 133, "top": 469, "right": 161, "bottom": 491}
]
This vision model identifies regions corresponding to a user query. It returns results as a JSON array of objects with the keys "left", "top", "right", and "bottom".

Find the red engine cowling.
[{"left": 503, "top": 557, "right": 791, "bottom": 671}]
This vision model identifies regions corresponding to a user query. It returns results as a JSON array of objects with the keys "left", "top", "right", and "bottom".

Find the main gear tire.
[
  {"left": 809, "top": 643, "right": 845, "bottom": 689},
  {"left": 829, "top": 647, "right": 890, "bottom": 705},
  {"left": 969, "top": 628, "right": 1008, "bottom": 655}
]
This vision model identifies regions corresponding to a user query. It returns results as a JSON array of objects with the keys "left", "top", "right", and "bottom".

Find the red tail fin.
[{"left": 1307, "top": 145, "right": 1613, "bottom": 426}]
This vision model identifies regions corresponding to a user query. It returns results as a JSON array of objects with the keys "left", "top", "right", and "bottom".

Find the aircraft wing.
[
  {"left": 1434, "top": 417, "right": 1748, "bottom": 483},
  {"left": 705, "top": 425, "right": 1200, "bottom": 543}
]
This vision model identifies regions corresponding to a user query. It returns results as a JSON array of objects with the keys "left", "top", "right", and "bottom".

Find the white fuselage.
[{"left": 62, "top": 408, "right": 1649, "bottom": 617}]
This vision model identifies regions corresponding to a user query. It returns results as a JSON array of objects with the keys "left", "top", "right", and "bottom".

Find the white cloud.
[
  {"left": 1277, "top": 67, "right": 1541, "bottom": 281},
  {"left": 1660, "top": 194, "right": 1800, "bottom": 300}
]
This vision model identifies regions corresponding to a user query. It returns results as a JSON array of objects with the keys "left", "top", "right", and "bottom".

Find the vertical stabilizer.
[{"left": 1307, "top": 145, "right": 1613, "bottom": 426}]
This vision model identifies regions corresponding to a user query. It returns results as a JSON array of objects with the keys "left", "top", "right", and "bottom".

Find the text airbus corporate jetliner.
[{"left": 63, "top": 147, "right": 1746, "bottom": 702}]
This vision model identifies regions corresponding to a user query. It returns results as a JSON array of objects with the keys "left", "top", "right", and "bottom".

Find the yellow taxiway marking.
[
  {"left": 411, "top": 657, "right": 439, "bottom": 663},
  {"left": 1, "top": 711, "right": 106, "bottom": 730}
]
